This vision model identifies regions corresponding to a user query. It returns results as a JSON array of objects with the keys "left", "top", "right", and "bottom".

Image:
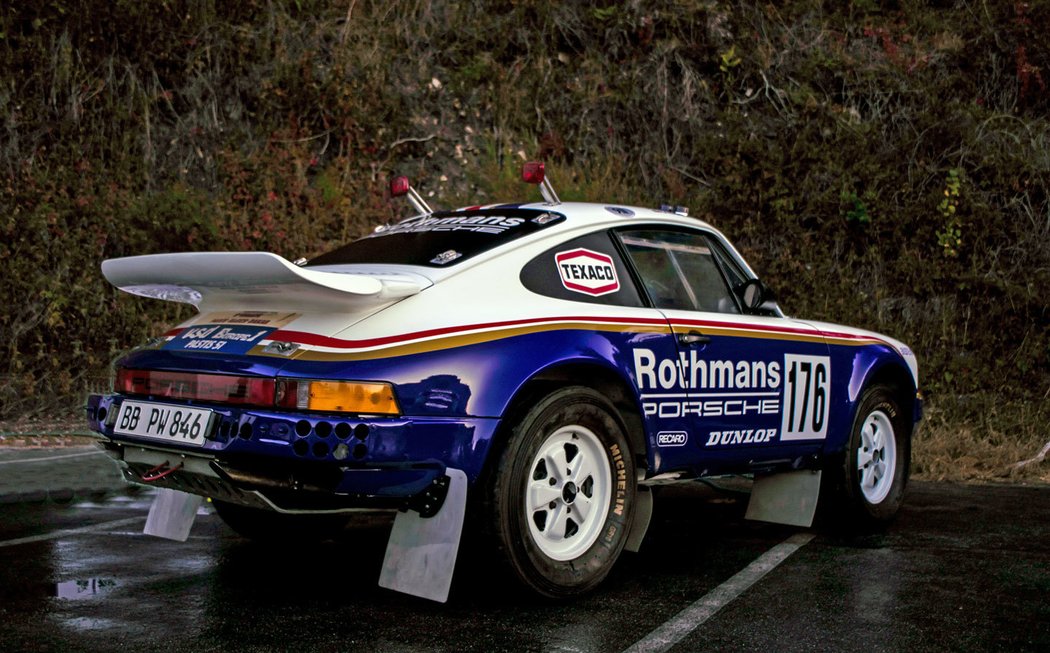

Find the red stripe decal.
[
  {"left": 164, "top": 315, "right": 890, "bottom": 353},
  {"left": 266, "top": 316, "right": 669, "bottom": 350}
]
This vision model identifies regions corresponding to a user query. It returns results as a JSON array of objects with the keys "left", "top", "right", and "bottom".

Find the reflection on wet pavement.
[
  {"left": 53, "top": 578, "right": 118, "bottom": 600},
  {"left": 0, "top": 483, "right": 1046, "bottom": 652}
]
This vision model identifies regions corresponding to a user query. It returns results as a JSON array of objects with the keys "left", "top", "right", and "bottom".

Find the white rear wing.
[{"left": 101, "top": 252, "right": 429, "bottom": 313}]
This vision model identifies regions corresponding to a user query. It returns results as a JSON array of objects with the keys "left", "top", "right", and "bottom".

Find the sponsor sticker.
[
  {"left": 704, "top": 429, "right": 778, "bottom": 447},
  {"left": 165, "top": 323, "right": 277, "bottom": 355},
  {"left": 555, "top": 248, "right": 620, "bottom": 296},
  {"left": 657, "top": 431, "right": 689, "bottom": 447},
  {"left": 196, "top": 311, "right": 299, "bottom": 328},
  {"left": 165, "top": 311, "right": 300, "bottom": 354},
  {"left": 369, "top": 214, "right": 526, "bottom": 237}
]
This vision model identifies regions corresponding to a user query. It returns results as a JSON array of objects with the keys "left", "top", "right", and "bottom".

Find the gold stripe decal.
[{"left": 248, "top": 316, "right": 888, "bottom": 362}]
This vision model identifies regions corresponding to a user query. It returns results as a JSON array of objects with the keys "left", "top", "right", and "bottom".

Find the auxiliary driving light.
[
  {"left": 389, "top": 174, "right": 432, "bottom": 215},
  {"left": 522, "top": 161, "right": 561, "bottom": 205}
]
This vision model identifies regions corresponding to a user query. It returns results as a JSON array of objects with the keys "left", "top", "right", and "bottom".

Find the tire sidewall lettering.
[
  {"left": 845, "top": 387, "right": 909, "bottom": 519},
  {"left": 494, "top": 388, "right": 635, "bottom": 596}
]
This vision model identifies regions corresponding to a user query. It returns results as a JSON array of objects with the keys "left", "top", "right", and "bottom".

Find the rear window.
[{"left": 306, "top": 208, "right": 565, "bottom": 268}]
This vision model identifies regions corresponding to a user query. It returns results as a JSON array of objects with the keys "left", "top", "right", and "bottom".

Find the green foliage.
[
  {"left": 936, "top": 168, "right": 962, "bottom": 257},
  {"left": 842, "top": 190, "right": 876, "bottom": 224},
  {"left": 719, "top": 45, "right": 742, "bottom": 74},
  {"left": 0, "top": 0, "right": 1048, "bottom": 423}
]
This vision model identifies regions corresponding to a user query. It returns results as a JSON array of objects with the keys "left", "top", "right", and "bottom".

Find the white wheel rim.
[
  {"left": 857, "top": 410, "right": 897, "bottom": 504},
  {"left": 525, "top": 425, "right": 612, "bottom": 561}
]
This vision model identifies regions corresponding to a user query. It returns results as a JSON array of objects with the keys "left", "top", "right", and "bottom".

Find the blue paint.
[{"left": 96, "top": 323, "right": 919, "bottom": 491}]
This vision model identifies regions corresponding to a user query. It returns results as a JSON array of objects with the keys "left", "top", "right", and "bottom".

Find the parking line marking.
[
  {"left": 622, "top": 532, "right": 815, "bottom": 653},
  {"left": 0, "top": 517, "right": 145, "bottom": 548}
]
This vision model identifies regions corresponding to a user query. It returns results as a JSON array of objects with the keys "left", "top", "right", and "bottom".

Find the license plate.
[{"left": 113, "top": 400, "right": 215, "bottom": 446}]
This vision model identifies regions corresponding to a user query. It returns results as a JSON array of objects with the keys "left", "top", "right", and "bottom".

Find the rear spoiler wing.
[{"left": 101, "top": 252, "right": 429, "bottom": 313}]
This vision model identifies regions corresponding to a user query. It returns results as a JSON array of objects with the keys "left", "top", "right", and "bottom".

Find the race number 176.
[{"left": 780, "top": 354, "right": 831, "bottom": 441}]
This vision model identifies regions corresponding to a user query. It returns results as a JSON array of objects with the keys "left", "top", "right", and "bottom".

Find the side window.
[
  {"left": 618, "top": 229, "right": 740, "bottom": 314},
  {"left": 707, "top": 237, "right": 748, "bottom": 291},
  {"left": 520, "top": 231, "right": 644, "bottom": 307}
]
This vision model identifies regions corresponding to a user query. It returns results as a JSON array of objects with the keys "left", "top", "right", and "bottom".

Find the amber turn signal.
[{"left": 293, "top": 380, "right": 400, "bottom": 415}]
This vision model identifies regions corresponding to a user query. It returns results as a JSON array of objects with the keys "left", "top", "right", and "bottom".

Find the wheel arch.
[
  {"left": 827, "top": 358, "right": 918, "bottom": 461},
  {"left": 861, "top": 361, "right": 918, "bottom": 432},
  {"left": 493, "top": 360, "right": 648, "bottom": 474}
]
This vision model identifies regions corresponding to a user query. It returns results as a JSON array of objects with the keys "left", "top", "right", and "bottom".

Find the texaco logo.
[{"left": 555, "top": 248, "right": 620, "bottom": 297}]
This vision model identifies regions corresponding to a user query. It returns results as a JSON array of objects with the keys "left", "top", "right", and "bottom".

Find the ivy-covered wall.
[{"left": 1, "top": 2, "right": 1047, "bottom": 442}]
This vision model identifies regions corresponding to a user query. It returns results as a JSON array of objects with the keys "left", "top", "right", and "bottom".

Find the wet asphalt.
[{"left": 0, "top": 471, "right": 1047, "bottom": 652}]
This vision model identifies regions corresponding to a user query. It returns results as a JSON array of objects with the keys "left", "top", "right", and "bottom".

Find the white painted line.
[
  {"left": 0, "top": 450, "right": 107, "bottom": 466},
  {"left": 0, "top": 517, "right": 145, "bottom": 549},
  {"left": 622, "top": 532, "right": 815, "bottom": 653}
]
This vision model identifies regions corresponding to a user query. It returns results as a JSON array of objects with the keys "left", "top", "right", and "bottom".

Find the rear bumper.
[{"left": 86, "top": 393, "right": 499, "bottom": 510}]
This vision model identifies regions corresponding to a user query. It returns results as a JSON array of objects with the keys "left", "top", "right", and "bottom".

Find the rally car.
[{"left": 87, "top": 163, "right": 920, "bottom": 602}]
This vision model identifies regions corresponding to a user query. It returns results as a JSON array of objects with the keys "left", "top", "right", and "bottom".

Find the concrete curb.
[{"left": 0, "top": 446, "right": 128, "bottom": 504}]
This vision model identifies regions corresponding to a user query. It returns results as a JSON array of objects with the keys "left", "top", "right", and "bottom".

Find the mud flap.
[
  {"left": 378, "top": 468, "right": 467, "bottom": 603},
  {"left": 745, "top": 470, "right": 821, "bottom": 528},
  {"left": 625, "top": 485, "right": 652, "bottom": 553},
  {"left": 144, "top": 488, "right": 203, "bottom": 541}
]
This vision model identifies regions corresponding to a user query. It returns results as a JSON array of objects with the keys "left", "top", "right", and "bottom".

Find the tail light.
[
  {"left": 283, "top": 380, "right": 399, "bottom": 415},
  {"left": 116, "top": 369, "right": 275, "bottom": 406},
  {"left": 116, "top": 368, "right": 399, "bottom": 415}
]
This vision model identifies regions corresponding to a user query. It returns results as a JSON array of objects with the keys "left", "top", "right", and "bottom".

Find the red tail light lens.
[
  {"left": 115, "top": 369, "right": 400, "bottom": 415},
  {"left": 116, "top": 368, "right": 276, "bottom": 407}
]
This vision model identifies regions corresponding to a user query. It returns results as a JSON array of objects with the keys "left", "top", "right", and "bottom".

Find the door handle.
[{"left": 676, "top": 331, "right": 711, "bottom": 346}]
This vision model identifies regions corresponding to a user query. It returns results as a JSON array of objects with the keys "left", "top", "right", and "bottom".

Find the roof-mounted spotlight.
[
  {"left": 658, "top": 203, "right": 690, "bottom": 217},
  {"left": 390, "top": 175, "right": 433, "bottom": 215},
  {"left": 522, "top": 161, "right": 561, "bottom": 206}
]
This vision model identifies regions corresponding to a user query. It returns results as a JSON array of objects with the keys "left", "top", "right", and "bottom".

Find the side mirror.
[{"left": 737, "top": 279, "right": 767, "bottom": 310}]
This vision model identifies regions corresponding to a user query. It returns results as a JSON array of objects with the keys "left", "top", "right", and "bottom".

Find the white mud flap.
[
  {"left": 625, "top": 486, "right": 653, "bottom": 553},
  {"left": 379, "top": 468, "right": 467, "bottom": 603},
  {"left": 144, "top": 488, "right": 203, "bottom": 541},
  {"left": 745, "top": 470, "right": 821, "bottom": 528}
]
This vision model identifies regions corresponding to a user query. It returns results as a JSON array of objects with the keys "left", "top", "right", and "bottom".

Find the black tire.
[
  {"left": 212, "top": 500, "right": 350, "bottom": 542},
  {"left": 484, "top": 386, "right": 636, "bottom": 598},
  {"left": 821, "top": 384, "right": 911, "bottom": 529}
]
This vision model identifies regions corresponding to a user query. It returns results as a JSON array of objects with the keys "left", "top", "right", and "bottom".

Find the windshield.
[{"left": 306, "top": 208, "right": 565, "bottom": 268}]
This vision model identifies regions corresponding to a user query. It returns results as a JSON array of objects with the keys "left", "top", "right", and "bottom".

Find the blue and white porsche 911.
[{"left": 87, "top": 163, "right": 920, "bottom": 601}]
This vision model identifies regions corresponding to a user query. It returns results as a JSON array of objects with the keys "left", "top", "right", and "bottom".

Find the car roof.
[
  {"left": 476, "top": 201, "right": 717, "bottom": 234},
  {"left": 311, "top": 201, "right": 756, "bottom": 283}
]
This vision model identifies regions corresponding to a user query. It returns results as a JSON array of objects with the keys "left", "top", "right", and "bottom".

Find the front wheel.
[
  {"left": 485, "top": 387, "right": 635, "bottom": 598},
  {"left": 823, "top": 385, "right": 911, "bottom": 528}
]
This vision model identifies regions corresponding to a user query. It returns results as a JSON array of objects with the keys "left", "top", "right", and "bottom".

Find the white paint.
[
  {"left": 379, "top": 468, "right": 468, "bottom": 603},
  {"left": 377, "top": 470, "right": 468, "bottom": 604},
  {"left": 0, "top": 517, "right": 145, "bottom": 548},
  {"left": 745, "top": 471, "right": 822, "bottom": 527},
  {"left": 622, "top": 532, "right": 815, "bottom": 653},
  {"left": 143, "top": 488, "right": 203, "bottom": 542},
  {"left": 102, "top": 251, "right": 428, "bottom": 312},
  {"left": 0, "top": 450, "right": 106, "bottom": 465}
]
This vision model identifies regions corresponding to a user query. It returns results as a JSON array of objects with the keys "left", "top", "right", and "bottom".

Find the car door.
[{"left": 615, "top": 227, "right": 831, "bottom": 472}]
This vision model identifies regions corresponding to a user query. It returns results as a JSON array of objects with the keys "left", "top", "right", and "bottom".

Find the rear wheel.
[
  {"left": 485, "top": 387, "right": 635, "bottom": 598},
  {"left": 212, "top": 500, "right": 350, "bottom": 542}
]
